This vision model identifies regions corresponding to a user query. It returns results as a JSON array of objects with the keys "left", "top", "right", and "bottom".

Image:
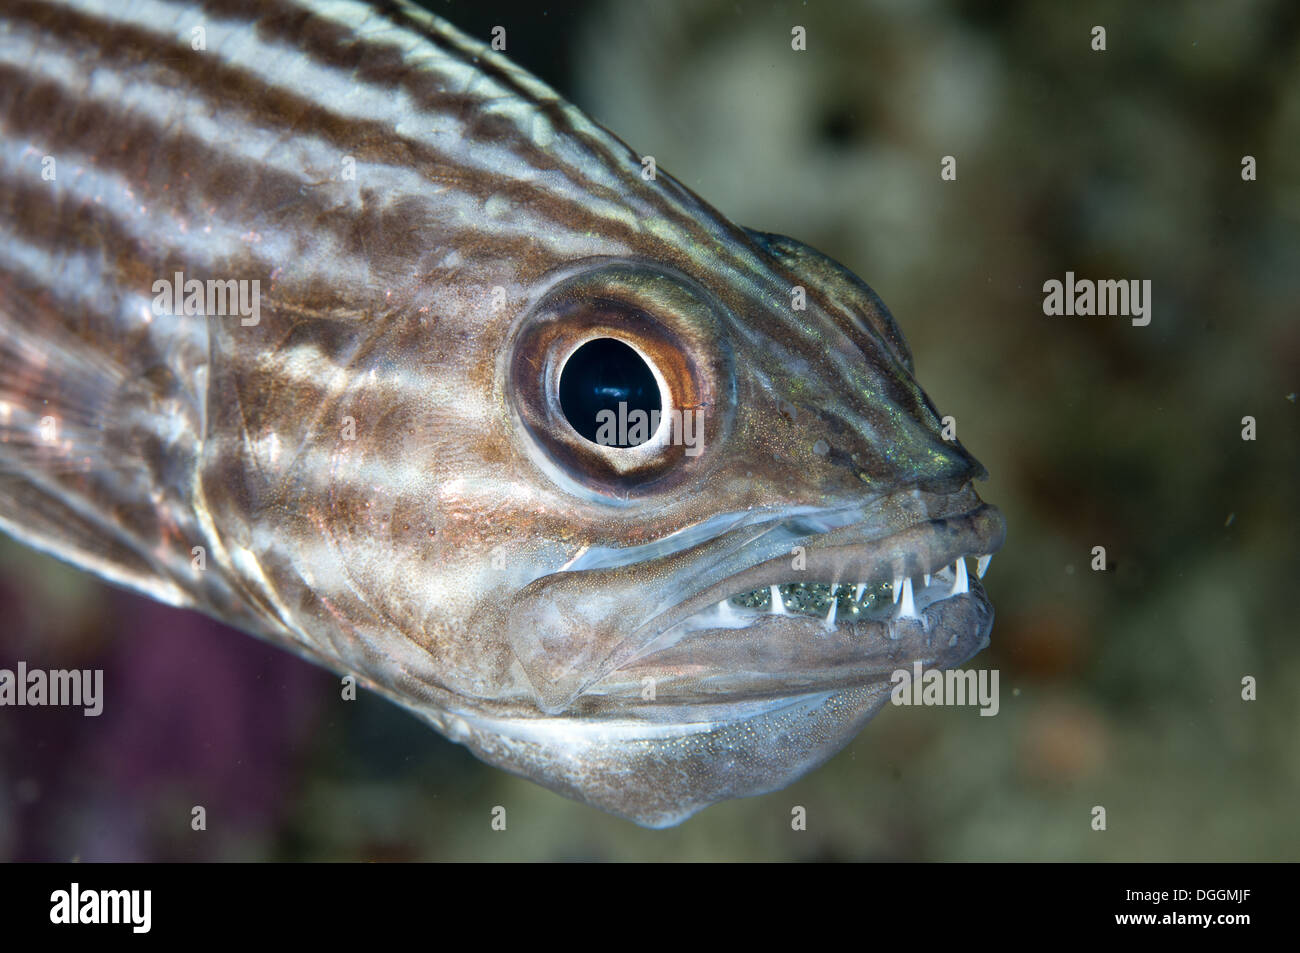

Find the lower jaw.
[{"left": 441, "top": 590, "right": 997, "bottom": 828}]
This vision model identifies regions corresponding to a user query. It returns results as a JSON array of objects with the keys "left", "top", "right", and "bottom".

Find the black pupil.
[{"left": 558, "top": 338, "right": 661, "bottom": 446}]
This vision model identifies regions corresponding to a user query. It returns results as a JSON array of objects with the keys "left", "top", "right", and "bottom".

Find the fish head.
[
  {"left": 445, "top": 229, "right": 1005, "bottom": 826},
  {"left": 201, "top": 206, "right": 1003, "bottom": 827}
]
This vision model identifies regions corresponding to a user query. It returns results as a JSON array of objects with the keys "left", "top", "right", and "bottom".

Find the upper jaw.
[{"left": 634, "top": 496, "right": 1004, "bottom": 636}]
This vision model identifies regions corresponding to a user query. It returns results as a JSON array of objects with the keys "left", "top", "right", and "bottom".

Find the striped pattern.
[
  {"left": 0, "top": 0, "right": 988, "bottom": 820},
  {"left": 0, "top": 0, "right": 768, "bottom": 679}
]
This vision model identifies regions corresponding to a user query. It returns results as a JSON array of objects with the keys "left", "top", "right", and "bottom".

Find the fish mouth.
[
  {"left": 500, "top": 484, "right": 1005, "bottom": 716},
  {"left": 459, "top": 487, "right": 1004, "bottom": 826},
  {"left": 579, "top": 497, "right": 1004, "bottom": 711}
]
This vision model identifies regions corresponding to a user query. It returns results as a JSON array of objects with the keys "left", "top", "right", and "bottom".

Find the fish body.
[{"left": 0, "top": 0, "right": 1004, "bottom": 826}]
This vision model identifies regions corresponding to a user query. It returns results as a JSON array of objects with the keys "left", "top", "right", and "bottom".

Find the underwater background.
[{"left": 1, "top": 0, "right": 1296, "bottom": 861}]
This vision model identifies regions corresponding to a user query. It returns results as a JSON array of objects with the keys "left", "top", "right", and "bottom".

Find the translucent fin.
[{"left": 0, "top": 279, "right": 200, "bottom": 608}]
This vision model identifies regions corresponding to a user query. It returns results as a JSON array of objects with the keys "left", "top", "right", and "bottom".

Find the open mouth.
[
  {"left": 568, "top": 495, "right": 1006, "bottom": 713},
  {"left": 713, "top": 552, "right": 991, "bottom": 627}
]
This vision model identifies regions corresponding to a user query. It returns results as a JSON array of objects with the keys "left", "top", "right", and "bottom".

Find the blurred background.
[{"left": 1, "top": 0, "right": 1297, "bottom": 860}]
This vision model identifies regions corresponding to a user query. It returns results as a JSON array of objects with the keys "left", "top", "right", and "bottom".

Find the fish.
[{"left": 0, "top": 0, "right": 1005, "bottom": 828}]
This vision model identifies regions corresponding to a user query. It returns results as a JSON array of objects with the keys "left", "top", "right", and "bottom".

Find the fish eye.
[
  {"left": 558, "top": 338, "right": 663, "bottom": 446},
  {"left": 506, "top": 261, "right": 735, "bottom": 501}
]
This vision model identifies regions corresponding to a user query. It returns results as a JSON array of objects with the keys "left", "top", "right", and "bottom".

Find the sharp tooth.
[
  {"left": 897, "top": 577, "right": 918, "bottom": 618},
  {"left": 824, "top": 596, "right": 838, "bottom": 630},
  {"left": 892, "top": 575, "right": 903, "bottom": 604},
  {"left": 923, "top": 572, "right": 931, "bottom": 587},
  {"left": 950, "top": 557, "right": 968, "bottom": 596},
  {"left": 976, "top": 554, "right": 992, "bottom": 578},
  {"left": 770, "top": 585, "right": 785, "bottom": 615},
  {"left": 717, "top": 599, "right": 737, "bottom": 624},
  {"left": 853, "top": 581, "right": 866, "bottom": 602}
]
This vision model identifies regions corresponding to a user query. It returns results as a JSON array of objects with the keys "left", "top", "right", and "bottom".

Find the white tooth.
[
  {"left": 770, "top": 585, "right": 785, "bottom": 615},
  {"left": 976, "top": 554, "right": 992, "bottom": 579},
  {"left": 717, "top": 599, "right": 738, "bottom": 624},
  {"left": 897, "top": 577, "right": 918, "bottom": 619},
  {"left": 824, "top": 596, "right": 838, "bottom": 630},
  {"left": 923, "top": 572, "right": 931, "bottom": 587},
  {"left": 950, "top": 557, "right": 968, "bottom": 596},
  {"left": 854, "top": 582, "right": 866, "bottom": 602},
  {"left": 892, "top": 575, "right": 903, "bottom": 604}
]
